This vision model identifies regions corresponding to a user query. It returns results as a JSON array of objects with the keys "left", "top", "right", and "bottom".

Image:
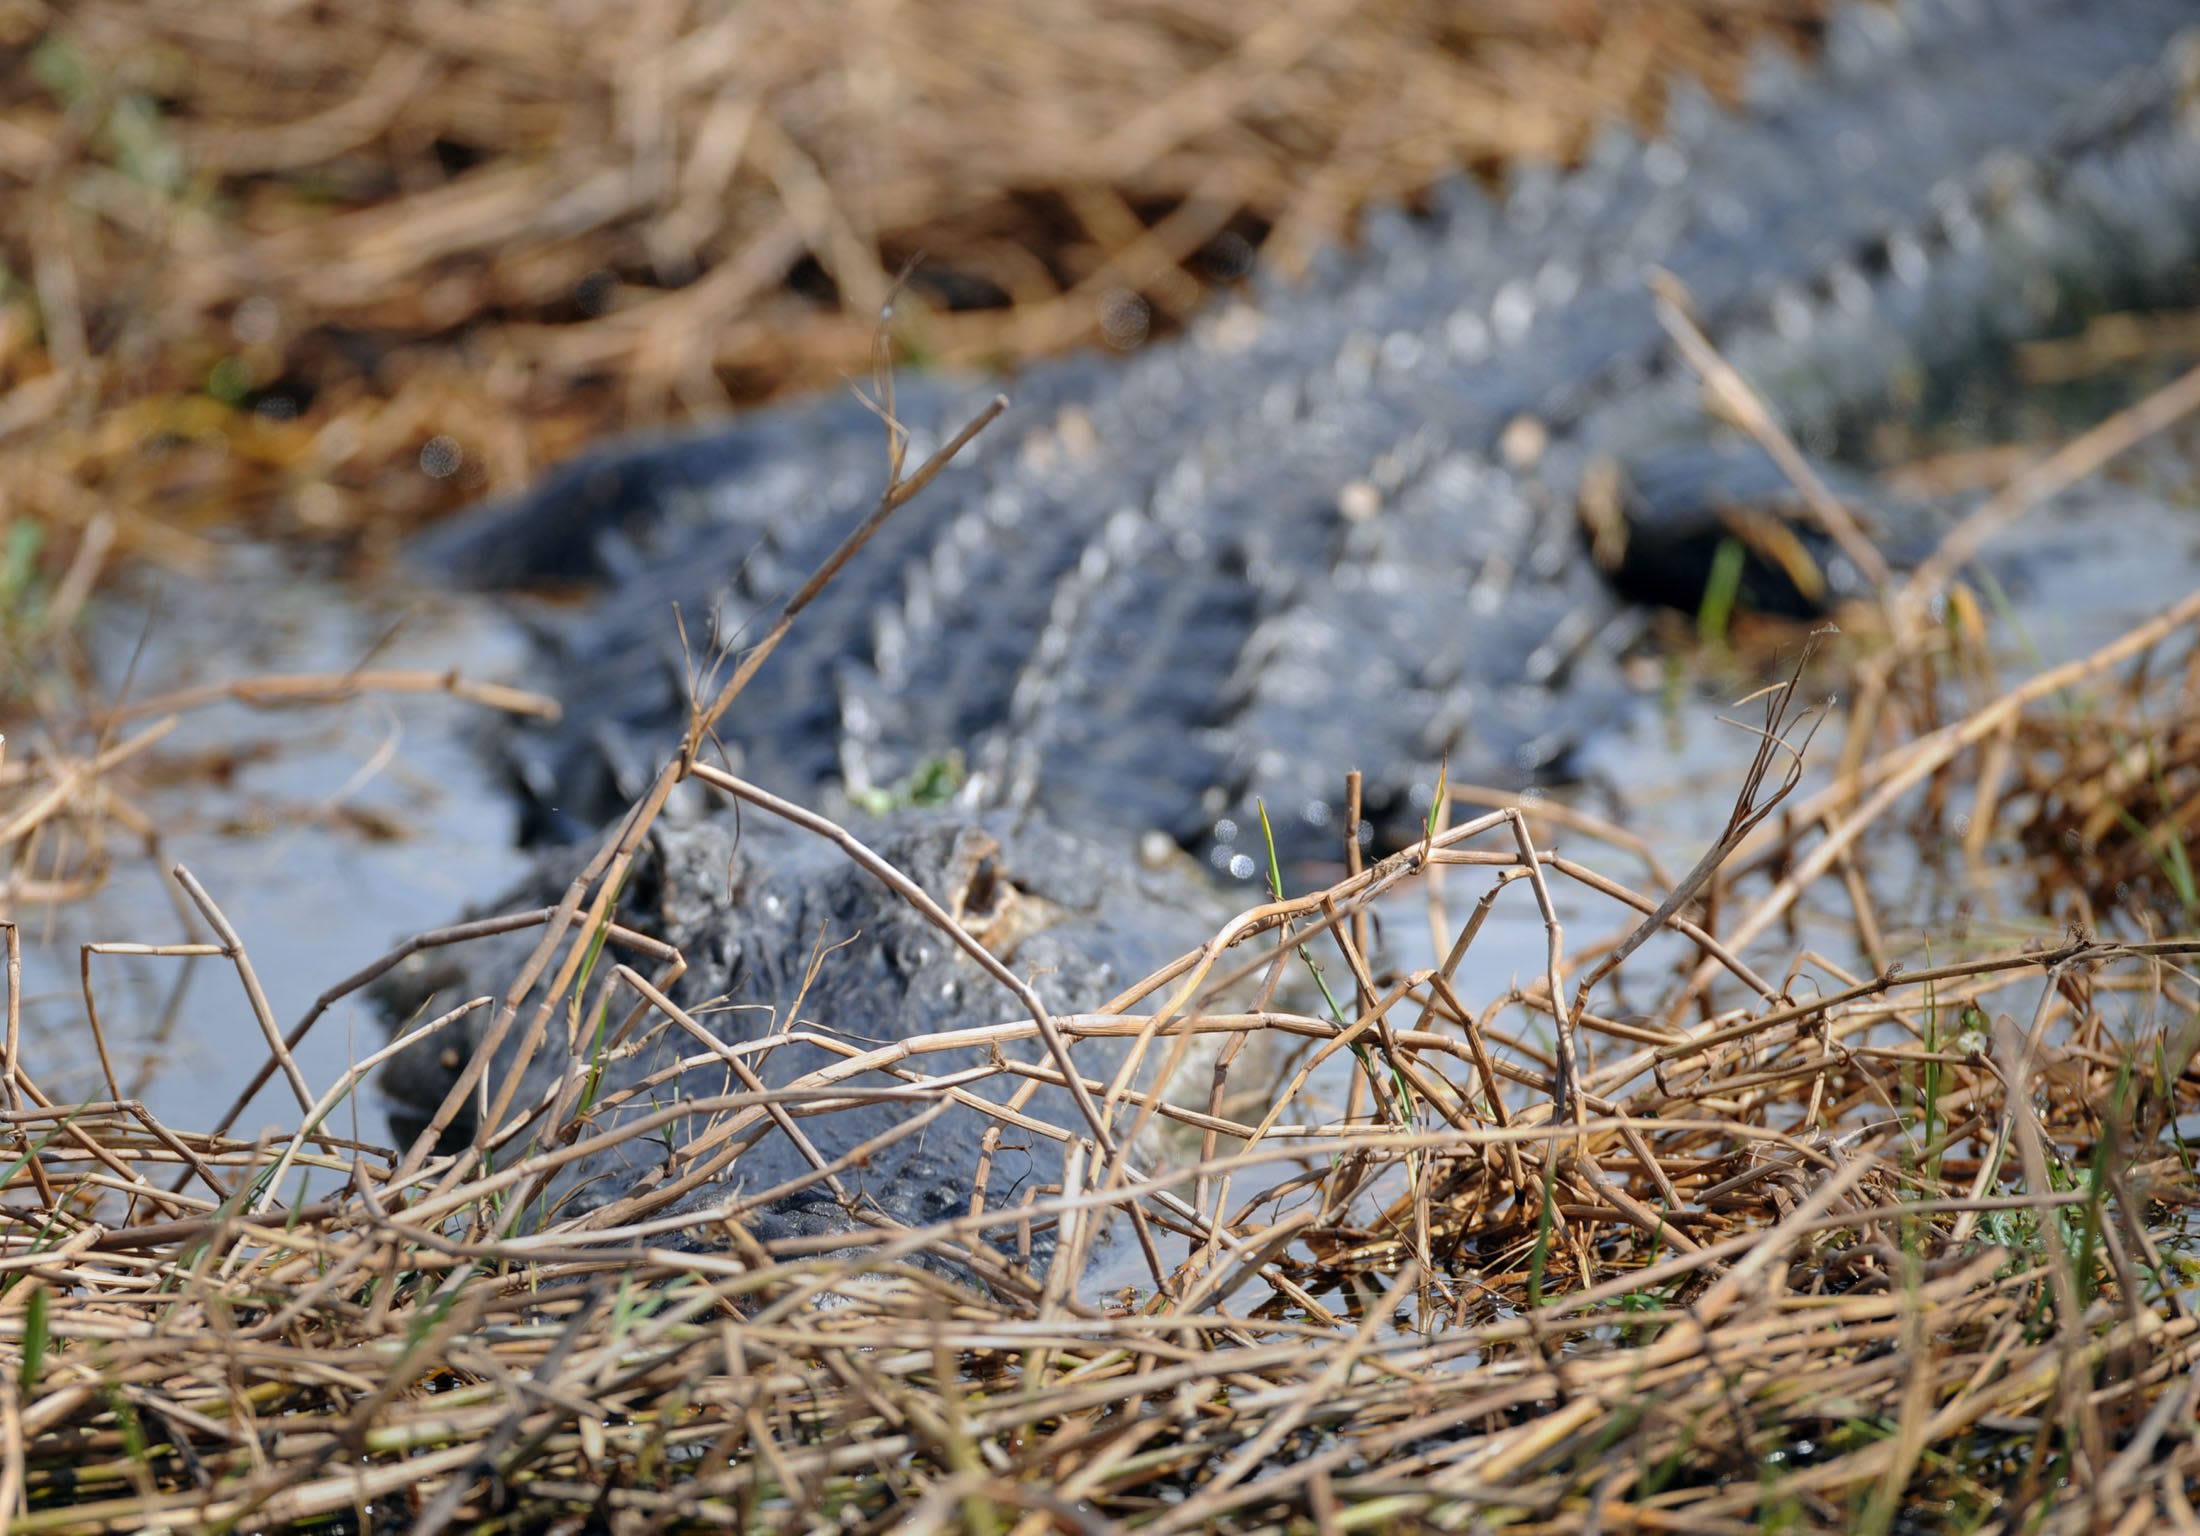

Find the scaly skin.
[
  {"left": 379, "top": 810, "right": 1223, "bottom": 1266},
  {"left": 422, "top": 0, "right": 2200, "bottom": 875},
  {"left": 393, "top": 0, "right": 2200, "bottom": 1270}
]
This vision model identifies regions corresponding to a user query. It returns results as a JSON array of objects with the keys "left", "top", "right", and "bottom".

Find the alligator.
[
  {"left": 422, "top": 0, "right": 2200, "bottom": 872},
  {"left": 377, "top": 808, "right": 1221, "bottom": 1264},
  {"left": 388, "top": 0, "right": 2200, "bottom": 1272}
]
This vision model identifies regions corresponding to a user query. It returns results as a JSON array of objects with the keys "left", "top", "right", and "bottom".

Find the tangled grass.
[
  {"left": 3, "top": 5, "right": 2200, "bottom": 1528},
  {"left": 3, "top": 369, "right": 2200, "bottom": 1534}
]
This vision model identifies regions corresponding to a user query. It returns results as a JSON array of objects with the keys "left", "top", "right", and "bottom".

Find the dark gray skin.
[
  {"left": 420, "top": 0, "right": 2200, "bottom": 877},
  {"left": 391, "top": 0, "right": 2200, "bottom": 1266},
  {"left": 379, "top": 810, "right": 1224, "bottom": 1265}
]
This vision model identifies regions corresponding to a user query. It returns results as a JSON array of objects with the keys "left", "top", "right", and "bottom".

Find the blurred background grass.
[{"left": 0, "top": 0, "right": 1822, "bottom": 568}]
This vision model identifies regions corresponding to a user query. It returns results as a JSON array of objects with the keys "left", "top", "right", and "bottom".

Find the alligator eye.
[{"left": 962, "top": 855, "right": 1001, "bottom": 922}]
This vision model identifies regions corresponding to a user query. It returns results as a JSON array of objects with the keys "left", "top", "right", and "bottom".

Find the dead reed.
[
  {"left": 3, "top": 358, "right": 2200, "bottom": 1532},
  {"left": 4, "top": 6, "right": 2199, "bottom": 1520}
]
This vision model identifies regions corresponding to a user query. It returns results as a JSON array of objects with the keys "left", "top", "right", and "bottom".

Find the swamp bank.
[{"left": 1, "top": 2, "right": 2199, "bottom": 1531}]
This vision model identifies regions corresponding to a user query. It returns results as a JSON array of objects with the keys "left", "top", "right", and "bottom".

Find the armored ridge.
[
  {"left": 426, "top": 0, "right": 2200, "bottom": 880},
  {"left": 392, "top": 0, "right": 2200, "bottom": 1271}
]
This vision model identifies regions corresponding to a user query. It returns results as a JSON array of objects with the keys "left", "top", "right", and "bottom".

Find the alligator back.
[{"left": 421, "top": 0, "right": 2200, "bottom": 876}]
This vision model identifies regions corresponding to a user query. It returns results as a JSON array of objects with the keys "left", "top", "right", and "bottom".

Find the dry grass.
[
  {"left": 5, "top": 4, "right": 2200, "bottom": 1531},
  {"left": 0, "top": 0, "right": 1819, "bottom": 561},
  {"left": 3, "top": 366, "right": 2200, "bottom": 1532}
]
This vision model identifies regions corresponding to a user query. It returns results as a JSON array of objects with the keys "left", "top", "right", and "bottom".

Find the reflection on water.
[{"left": 13, "top": 548, "right": 533, "bottom": 1139}]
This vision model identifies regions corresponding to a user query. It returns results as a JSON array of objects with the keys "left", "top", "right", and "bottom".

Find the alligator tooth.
[
  {"left": 1334, "top": 331, "right": 1379, "bottom": 393},
  {"left": 868, "top": 604, "right": 907, "bottom": 685},
  {"left": 1934, "top": 188, "right": 1985, "bottom": 254},
  {"left": 1377, "top": 329, "right": 1424, "bottom": 375},
  {"left": 1533, "top": 260, "right": 1582, "bottom": 309},
  {"left": 1642, "top": 139, "right": 1689, "bottom": 190}
]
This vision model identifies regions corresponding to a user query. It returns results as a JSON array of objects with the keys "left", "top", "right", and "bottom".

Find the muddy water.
[{"left": 9, "top": 434, "right": 2198, "bottom": 1238}]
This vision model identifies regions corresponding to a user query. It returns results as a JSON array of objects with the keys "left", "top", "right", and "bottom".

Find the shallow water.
[{"left": 12, "top": 548, "right": 533, "bottom": 1139}]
